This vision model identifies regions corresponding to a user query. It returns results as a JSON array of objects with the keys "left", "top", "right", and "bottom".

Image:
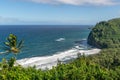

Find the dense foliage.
[
  {"left": 87, "top": 18, "right": 120, "bottom": 48},
  {"left": 0, "top": 48, "right": 120, "bottom": 80},
  {"left": 1, "top": 20, "right": 120, "bottom": 80}
]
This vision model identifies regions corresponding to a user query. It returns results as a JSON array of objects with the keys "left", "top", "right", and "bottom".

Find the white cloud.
[
  {"left": 23, "top": 0, "right": 120, "bottom": 6},
  {"left": 0, "top": 16, "right": 24, "bottom": 24}
]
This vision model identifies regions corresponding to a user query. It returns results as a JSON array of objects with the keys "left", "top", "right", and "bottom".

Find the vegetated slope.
[
  {"left": 1, "top": 23, "right": 120, "bottom": 79},
  {"left": 1, "top": 48, "right": 120, "bottom": 80},
  {"left": 87, "top": 18, "right": 120, "bottom": 48}
]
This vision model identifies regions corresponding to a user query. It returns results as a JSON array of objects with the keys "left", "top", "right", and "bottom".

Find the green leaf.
[
  {"left": 17, "top": 40, "right": 24, "bottom": 49},
  {"left": 4, "top": 42, "right": 10, "bottom": 47}
]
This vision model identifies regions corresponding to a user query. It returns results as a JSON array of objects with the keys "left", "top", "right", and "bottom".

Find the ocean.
[{"left": 0, "top": 25, "right": 95, "bottom": 69}]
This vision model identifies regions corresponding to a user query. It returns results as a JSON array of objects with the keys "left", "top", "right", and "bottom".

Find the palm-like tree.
[{"left": 4, "top": 34, "right": 23, "bottom": 54}]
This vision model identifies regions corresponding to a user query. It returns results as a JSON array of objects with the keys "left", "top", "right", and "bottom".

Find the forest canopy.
[{"left": 87, "top": 18, "right": 120, "bottom": 48}]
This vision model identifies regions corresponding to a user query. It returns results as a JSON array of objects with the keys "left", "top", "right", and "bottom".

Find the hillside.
[
  {"left": 1, "top": 19, "right": 120, "bottom": 80},
  {"left": 87, "top": 18, "right": 120, "bottom": 48}
]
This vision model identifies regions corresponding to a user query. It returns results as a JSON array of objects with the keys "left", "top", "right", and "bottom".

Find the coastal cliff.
[{"left": 87, "top": 18, "right": 120, "bottom": 48}]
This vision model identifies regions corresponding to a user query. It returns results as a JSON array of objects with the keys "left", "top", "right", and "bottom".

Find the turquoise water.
[{"left": 0, "top": 25, "right": 91, "bottom": 60}]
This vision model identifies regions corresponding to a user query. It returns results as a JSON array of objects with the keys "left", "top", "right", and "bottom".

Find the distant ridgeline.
[{"left": 87, "top": 18, "right": 120, "bottom": 48}]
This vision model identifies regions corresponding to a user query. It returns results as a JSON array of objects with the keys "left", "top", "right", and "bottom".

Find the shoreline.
[{"left": 16, "top": 48, "right": 101, "bottom": 70}]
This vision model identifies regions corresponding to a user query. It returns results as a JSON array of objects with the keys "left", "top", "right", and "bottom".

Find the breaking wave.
[
  {"left": 17, "top": 47, "right": 101, "bottom": 70},
  {"left": 55, "top": 38, "right": 65, "bottom": 42}
]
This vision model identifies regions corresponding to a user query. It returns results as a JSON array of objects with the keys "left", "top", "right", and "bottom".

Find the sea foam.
[
  {"left": 55, "top": 38, "right": 65, "bottom": 42},
  {"left": 16, "top": 47, "right": 101, "bottom": 70}
]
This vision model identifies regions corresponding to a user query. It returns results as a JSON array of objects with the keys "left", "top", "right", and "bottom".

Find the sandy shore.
[{"left": 16, "top": 48, "right": 101, "bottom": 70}]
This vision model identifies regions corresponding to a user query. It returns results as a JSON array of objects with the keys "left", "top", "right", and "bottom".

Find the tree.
[{"left": 4, "top": 34, "right": 23, "bottom": 55}]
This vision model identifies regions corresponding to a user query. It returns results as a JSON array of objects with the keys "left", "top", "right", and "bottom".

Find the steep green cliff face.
[{"left": 87, "top": 18, "right": 120, "bottom": 48}]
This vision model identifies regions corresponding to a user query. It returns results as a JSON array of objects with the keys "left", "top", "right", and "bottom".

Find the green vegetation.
[
  {"left": 1, "top": 18, "right": 120, "bottom": 80},
  {"left": 4, "top": 34, "right": 23, "bottom": 54},
  {"left": 0, "top": 48, "right": 120, "bottom": 80},
  {"left": 87, "top": 18, "right": 120, "bottom": 48}
]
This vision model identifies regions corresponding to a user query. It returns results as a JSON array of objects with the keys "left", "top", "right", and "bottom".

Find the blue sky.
[{"left": 0, "top": 0, "right": 120, "bottom": 25}]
